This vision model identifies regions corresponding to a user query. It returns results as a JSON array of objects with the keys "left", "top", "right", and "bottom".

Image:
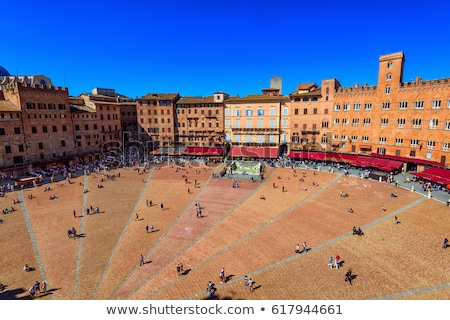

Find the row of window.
[
  {"left": 139, "top": 109, "right": 171, "bottom": 115},
  {"left": 292, "top": 97, "right": 319, "bottom": 102},
  {"left": 25, "top": 103, "right": 66, "bottom": 110},
  {"left": 4, "top": 140, "right": 67, "bottom": 153},
  {"left": 0, "top": 125, "right": 69, "bottom": 135},
  {"left": 138, "top": 100, "right": 172, "bottom": 106},
  {"left": 225, "top": 108, "right": 288, "bottom": 117},
  {"left": 176, "top": 109, "right": 220, "bottom": 115},
  {"left": 330, "top": 135, "right": 449, "bottom": 151},
  {"left": 232, "top": 134, "right": 287, "bottom": 143},
  {"left": 334, "top": 100, "right": 449, "bottom": 111},
  {"left": 332, "top": 118, "right": 449, "bottom": 129},
  {"left": 177, "top": 103, "right": 222, "bottom": 108}
]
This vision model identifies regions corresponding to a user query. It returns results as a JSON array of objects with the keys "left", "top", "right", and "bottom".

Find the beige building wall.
[{"left": 224, "top": 89, "right": 290, "bottom": 148}]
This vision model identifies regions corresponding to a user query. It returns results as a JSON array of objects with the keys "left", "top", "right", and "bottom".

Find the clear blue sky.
[{"left": 3, "top": 0, "right": 450, "bottom": 99}]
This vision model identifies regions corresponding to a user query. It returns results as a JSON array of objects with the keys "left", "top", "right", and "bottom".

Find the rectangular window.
[
  {"left": 43, "top": 126, "right": 48, "bottom": 133},
  {"left": 442, "top": 142, "right": 450, "bottom": 151},
  {"left": 382, "top": 102, "right": 390, "bottom": 110},
  {"left": 429, "top": 119, "right": 438, "bottom": 129},
  {"left": 246, "top": 120, "right": 251, "bottom": 128},
  {"left": 399, "top": 101, "right": 408, "bottom": 109},
  {"left": 379, "top": 137, "right": 387, "bottom": 144},
  {"left": 410, "top": 139, "right": 419, "bottom": 147},
  {"left": 303, "top": 108, "right": 308, "bottom": 115},
  {"left": 362, "top": 136, "right": 369, "bottom": 142},
  {"left": 343, "top": 104, "right": 350, "bottom": 111},
  {"left": 415, "top": 101, "right": 424, "bottom": 109},
  {"left": 342, "top": 118, "right": 349, "bottom": 126},
  {"left": 432, "top": 100, "right": 441, "bottom": 109},
  {"left": 18, "top": 144, "right": 25, "bottom": 152},
  {"left": 352, "top": 118, "right": 359, "bottom": 126},
  {"left": 14, "top": 127, "right": 21, "bottom": 134},
  {"left": 364, "top": 103, "right": 372, "bottom": 110},
  {"left": 427, "top": 140, "right": 436, "bottom": 149},
  {"left": 282, "top": 119, "right": 287, "bottom": 127},
  {"left": 363, "top": 118, "right": 371, "bottom": 126},
  {"left": 353, "top": 103, "right": 360, "bottom": 111},
  {"left": 397, "top": 118, "right": 406, "bottom": 127},
  {"left": 333, "top": 118, "right": 340, "bottom": 125},
  {"left": 61, "top": 140, "right": 66, "bottom": 147},
  {"left": 270, "top": 119, "right": 275, "bottom": 128},
  {"left": 5, "top": 145, "right": 11, "bottom": 153},
  {"left": 0, "top": 128, "right": 5, "bottom": 135},
  {"left": 412, "top": 119, "right": 422, "bottom": 127},
  {"left": 380, "top": 119, "right": 388, "bottom": 127},
  {"left": 445, "top": 121, "right": 450, "bottom": 130},
  {"left": 294, "top": 109, "right": 299, "bottom": 115},
  {"left": 334, "top": 104, "right": 341, "bottom": 111},
  {"left": 52, "top": 126, "right": 57, "bottom": 132},
  {"left": 38, "top": 142, "right": 43, "bottom": 149},
  {"left": 395, "top": 138, "right": 403, "bottom": 146}
]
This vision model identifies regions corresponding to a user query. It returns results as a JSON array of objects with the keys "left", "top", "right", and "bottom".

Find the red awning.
[
  {"left": 229, "top": 147, "right": 279, "bottom": 159},
  {"left": 411, "top": 167, "right": 450, "bottom": 185},
  {"left": 184, "top": 147, "right": 223, "bottom": 155},
  {"left": 371, "top": 153, "right": 445, "bottom": 167}
]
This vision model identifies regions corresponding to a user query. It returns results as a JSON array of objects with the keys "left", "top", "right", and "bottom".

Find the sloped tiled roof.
[
  {"left": 0, "top": 100, "right": 20, "bottom": 112},
  {"left": 139, "top": 93, "right": 180, "bottom": 100},
  {"left": 227, "top": 94, "right": 290, "bottom": 103}
]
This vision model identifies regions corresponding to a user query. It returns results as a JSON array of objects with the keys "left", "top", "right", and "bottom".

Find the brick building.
[
  {"left": 0, "top": 73, "right": 74, "bottom": 176},
  {"left": 289, "top": 79, "right": 340, "bottom": 152},
  {"left": 70, "top": 89, "right": 124, "bottom": 163},
  {"left": 175, "top": 93, "right": 226, "bottom": 152},
  {"left": 332, "top": 52, "right": 450, "bottom": 167},
  {"left": 136, "top": 93, "right": 180, "bottom": 152}
]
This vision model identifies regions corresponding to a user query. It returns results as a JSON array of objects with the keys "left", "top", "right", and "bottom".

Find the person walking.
[
  {"left": 135, "top": 213, "right": 139, "bottom": 221},
  {"left": 303, "top": 241, "right": 307, "bottom": 253},
  {"left": 73, "top": 210, "right": 76, "bottom": 218},
  {"left": 139, "top": 254, "right": 144, "bottom": 266},
  {"left": 150, "top": 225, "right": 154, "bottom": 233},
  {"left": 248, "top": 278, "right": 254, "bottom": 292},
  {"left": 145, "top": 225, "right": 149, "bottom": 233},
  {"left": 443, "top": 238, "right": 448, "bottom": 249},
  {"left": 334, "top": 255, "right": 340, "bottom": 269},
  {"left": 328, "top": 256, "right": 333, "bottom": 269},
  {"left": 160, "top": 203, "right": 164, "bottom": 210},
  {"left": 243, "top": 275, "right": 249, "bottom": 286}
]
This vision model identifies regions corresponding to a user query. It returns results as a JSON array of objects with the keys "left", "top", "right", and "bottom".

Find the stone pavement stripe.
[
  {"left": 73, "top": 174, "right": 89, "bottom": 299},
  {"left": 90, "top": 169, "right": 153, "bottom": 299},
  {"left": 118, "top": 165, "right": 224, "bottom": 299},
  {"left": 17, "top": 189, "right": 51, "bottom": 299},
  {"left": 184, "top": 179, "right": 427, "bottom": 300},
  {"left": 370, "top": 282, "right": 450, "bottom": 300},
  {"left": 145, "top": 169, "right": 338, "bottom": 299}
]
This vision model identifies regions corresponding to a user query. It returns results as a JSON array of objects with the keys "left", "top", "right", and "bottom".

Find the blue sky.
[{"left": 3, "top": 0, "right": 450, "bottom": 99}]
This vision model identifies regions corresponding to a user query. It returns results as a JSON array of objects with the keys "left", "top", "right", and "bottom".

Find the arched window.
[
  {"left": 246, "top": 109, "right": 252, "bottom": 116},
  {"left": 257, "top": 109, "right": 264, "bottom": 116},
  {"left": 236, "top": 109, "right": 241, "bottom": 117}
]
